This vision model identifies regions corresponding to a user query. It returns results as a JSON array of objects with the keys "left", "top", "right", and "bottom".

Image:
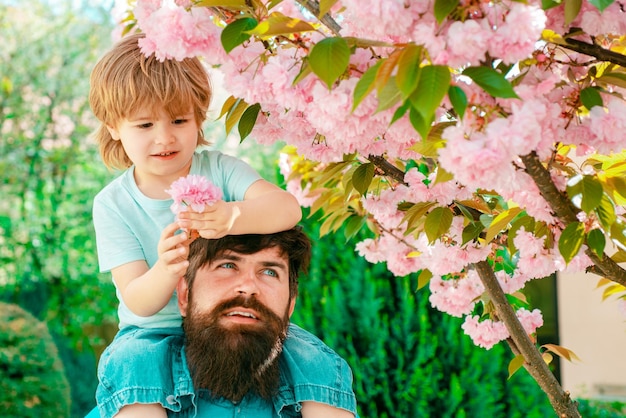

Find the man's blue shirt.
[{"left": 86, "top": 323, "right": 357, "bottom": 417}]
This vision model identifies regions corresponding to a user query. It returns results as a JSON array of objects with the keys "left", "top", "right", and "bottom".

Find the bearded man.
[{"left": 174, "top": 228, "right": 357, "bottom": 417}]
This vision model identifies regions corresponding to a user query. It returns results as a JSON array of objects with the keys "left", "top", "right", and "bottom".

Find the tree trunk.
[{"left": 473, "top": 260, "right": 581, "bottom": 417}]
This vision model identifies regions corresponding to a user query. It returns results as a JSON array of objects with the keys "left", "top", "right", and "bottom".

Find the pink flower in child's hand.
[{"left": 166, "top": 175, "right": 222, "bottom": 215}]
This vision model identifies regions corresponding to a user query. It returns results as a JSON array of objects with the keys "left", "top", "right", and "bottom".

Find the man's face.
[
  {"left": 177, "top": 246, "right": 296, "bottom": 402},
  {"left": 178, "top": 246, "right": 295, "bottom": 324}
]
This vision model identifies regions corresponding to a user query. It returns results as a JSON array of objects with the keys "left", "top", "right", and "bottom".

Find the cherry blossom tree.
[{"left": 114, "top": 0, "right": 626, "bottom": 416}]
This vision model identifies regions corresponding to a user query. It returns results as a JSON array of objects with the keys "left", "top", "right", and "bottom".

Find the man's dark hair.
[{"left": 184, "top": 227, "right": 311, "bottom": 298}]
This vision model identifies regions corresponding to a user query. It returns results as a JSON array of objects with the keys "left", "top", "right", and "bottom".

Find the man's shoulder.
[
  {"left": 278, "top": 324, "right": 357, "bottom": 415},
  {"left": 282, "top": 323, "right": 350, "bottom": 375}
]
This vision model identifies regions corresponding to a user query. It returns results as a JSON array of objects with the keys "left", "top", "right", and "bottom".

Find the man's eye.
[
  {"left": 262, "top": 269, "right": 278, "bottom": 278},
  {"left": 219, "top": 262, "right": 236, "bottom": 269}
]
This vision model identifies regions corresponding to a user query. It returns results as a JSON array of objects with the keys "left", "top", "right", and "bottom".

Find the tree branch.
[
  {"left": 520, "top": 152, "right": 626, "bottom": 287},
  {"left": 295, "top": 0, "right": 342, "bottom": 36},
  {"left": 367, "top": 154, "right": 407, "bottom": 185},
  {"left": 474, "top": 260, "right": 581, "bottom": 418},
  {"left": 557, "top": 38, "right": 626, "bottom": 68}
]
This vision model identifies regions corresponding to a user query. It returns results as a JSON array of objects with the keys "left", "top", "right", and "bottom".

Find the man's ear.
[
  {"left": 177, "top": 276, "right": 190, "bottom": 317},
  {"left": 288, "top": 298, "right": 296, "bottom": 318},
  {"left": 106, "top": 125, "right": 121, "bottom": 141}
]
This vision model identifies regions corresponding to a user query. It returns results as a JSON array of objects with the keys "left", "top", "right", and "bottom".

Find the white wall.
[{"left": 557, "top": 271, "right": 626, "bottom": 400}]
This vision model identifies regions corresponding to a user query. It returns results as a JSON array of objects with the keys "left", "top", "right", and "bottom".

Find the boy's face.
[{"left": 107, "top": 106, "right": 199, "bottom": 197}]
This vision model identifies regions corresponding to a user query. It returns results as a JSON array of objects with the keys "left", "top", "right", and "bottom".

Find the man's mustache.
[{"left": 193, "top": 294, "right": 281, "bottom": 325}]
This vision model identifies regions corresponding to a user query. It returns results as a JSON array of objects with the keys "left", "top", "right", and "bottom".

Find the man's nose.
[{"left": 234, "top": 269, "right": 259, "bottom": 296}]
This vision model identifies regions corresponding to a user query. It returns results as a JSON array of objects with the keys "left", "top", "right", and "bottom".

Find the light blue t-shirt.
[{"left": 92, "top": 149, "right": 262, "bottom": 329}]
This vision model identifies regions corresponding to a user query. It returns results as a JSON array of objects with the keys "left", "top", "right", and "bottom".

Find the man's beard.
[{"left": 183, "top": 295, "right": 290, "bottom": 403}]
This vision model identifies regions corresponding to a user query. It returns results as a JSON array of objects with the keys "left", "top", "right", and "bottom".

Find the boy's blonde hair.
[{"left": 89, "top": 32, "right": 212, "bottom": 170}]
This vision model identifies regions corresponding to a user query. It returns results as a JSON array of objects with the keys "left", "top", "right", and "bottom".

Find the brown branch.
[
  {"left": 520, "top": 152, "right": 626, "bottom": 287},
  {"left": 367, "top": 154, "right": 407, "bottom": 185},
  {"left": 295, "top": 0, "right": 342, "bottom": 36},
  {"left": 557, "top": 38, "right": 626, "bottom": 68},
  {"left": 474, "top": 260, "right": 581, "bottom": 418}
]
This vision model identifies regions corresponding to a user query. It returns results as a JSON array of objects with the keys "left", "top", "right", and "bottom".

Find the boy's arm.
[
  {"left": 178, "top": 179, "right": 302, "bottom": 238},
  {"left": 112, "top": 222, "right": 189, "bottom": 317}
]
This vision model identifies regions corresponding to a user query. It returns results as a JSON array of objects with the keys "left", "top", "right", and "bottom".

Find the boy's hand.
[
  {"left": 155, "top": 222, "right": 190, "bottom": 279},
  {"left": 176, "top": 200, "right": 236, "bottom": 240}
]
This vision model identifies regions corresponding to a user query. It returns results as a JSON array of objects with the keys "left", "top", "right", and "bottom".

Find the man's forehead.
[{"left": 216, "top": 247, "right": 288, "bottom": 265}]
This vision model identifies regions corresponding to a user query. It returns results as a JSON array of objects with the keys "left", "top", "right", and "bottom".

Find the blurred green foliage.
[
  {"left": 0, "top": 301, "right": 71, "bottom": 417},
  {"left": 293, "top": 212, "right": 555, "bottom": 417},
  {"left": 0, "top": 2, "right": 118, "bottom": 416},
  {"left": 0, "top": 0, "right": 118, "bottom": 347}
]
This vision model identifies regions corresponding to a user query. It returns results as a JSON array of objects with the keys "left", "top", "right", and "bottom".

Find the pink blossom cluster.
[
  {"left": 462, "top": 308, "right": 543, "bottom": 349},
  {"left": 165, "top": 174, "right": 222, "bottom": 215},
  {"left": 128, "top": 0, "right": 626, "bottom": 346},
  {"left": 134, "top": 0, "right": 226, "bottom": 62},
  {"left": 429, "top": 271, "right": 485, "bottom": 318}
]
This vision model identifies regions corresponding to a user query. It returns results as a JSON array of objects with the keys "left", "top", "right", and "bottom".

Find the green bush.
[
  {"left": 576, "top": 398, "right": 626, "bottom": 418},
  {"left": 0, "top": 302, "right": 71, "bottom": 417},
  {"left": 292, "top": 215, "right": 554, "bottom": 417}
]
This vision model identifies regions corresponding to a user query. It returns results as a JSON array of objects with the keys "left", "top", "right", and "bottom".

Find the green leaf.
[
  {"left": 485, "top": 207, "right": 522, "bottom": 243},
  {"left": 579, "top": 176, "right": 604, "bottom": 213},
  {"left": 390, "top": 99, "right": 411, "bottom": 125},
  {"left": 402, "top": 201, "right": 437, "bottom": 231},
  {"left": 196, "top": 0, "right": 248, "bottom": 8},
  {"left": 462, "top": 222, "right": 484, "bottom": 245},
  {"left": 319, "top": 0, "right": 340, "bottom": 17},
  {"left": 462, "top": 66, "right": 519, "bottom": 99},
  {"left": 568, "top": 175, "right": 603, "bottom": 213},
  {"left": 580, "top": 87, "right": 603, "bottom": 110},
  {"left": 224, "top": 98, "right": 248, "bottom": 135},
  {"left": 564, "top": 0, "right": 582, "bottom": 25},
  {"left": 409, "top": 105, "right": 431, "bottom": 140},
  {"left": 424, "top": 207, "right": 453, "bottom": 243},
  {"left": 610, "top": 222, "right": 626, "bottom": 249},
  {"left": 237, "top": 103, "right": 261, "bottom": 142},
  {"left": 597, "top": 72, "right": 626, "bottom": 89},
  {"left": 595, "top": 194, "right": 616, "bottom": 230},
  {"left": 218, "top": 95, "right": 238, "bottom": 119},
  {"left": 434, "top": 0, "right": 459, "bottom": 24},
  {"left": 352, "top": 61, "right": 382, "bottom": 111},
  {"left": 343, "top": 215, "right": 365, "bottom": 241},
  {"left": 309, "top": 37, "right": 351, "bottom": 89},
  {"left": 588, "top": 0, "right": 616, "bottom": 11},
  {"left": 221, "top": 17, "right": 258, "bottom": 53},
  {"left": 410, "top": 65, "right": 450, "bottom": 122},
  {"left": 558, "top": 222, "right": 585, "bottom": 264},
  {"left": 395, "top": 45, "right": 422, "bottom": 98},
  {"left": 541, "top": 0, "right": 561, "bottom": 9},
  {"left": 376, "top": 77, "right": 403, "bottom": 113},
  {"left": 292, "top": 59, "right": 313, "bottom": 86},
  {"left": 416, "top": 269, "right": 433, "bottom": 291},
  {"left": 247, "top": 12, "right": 316, "bottom": 37},
  {"left": 448, "top": 85, "right": 467, "bottom": 119},
  {"left": 508, "top": 354, "right": 525, "bottom": 379},
  {"left": 587, "top": 228, "right": 606, "bottom": 259},
  {"left": 352, "top": 163, "right": 375, "bottom": 195}
]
